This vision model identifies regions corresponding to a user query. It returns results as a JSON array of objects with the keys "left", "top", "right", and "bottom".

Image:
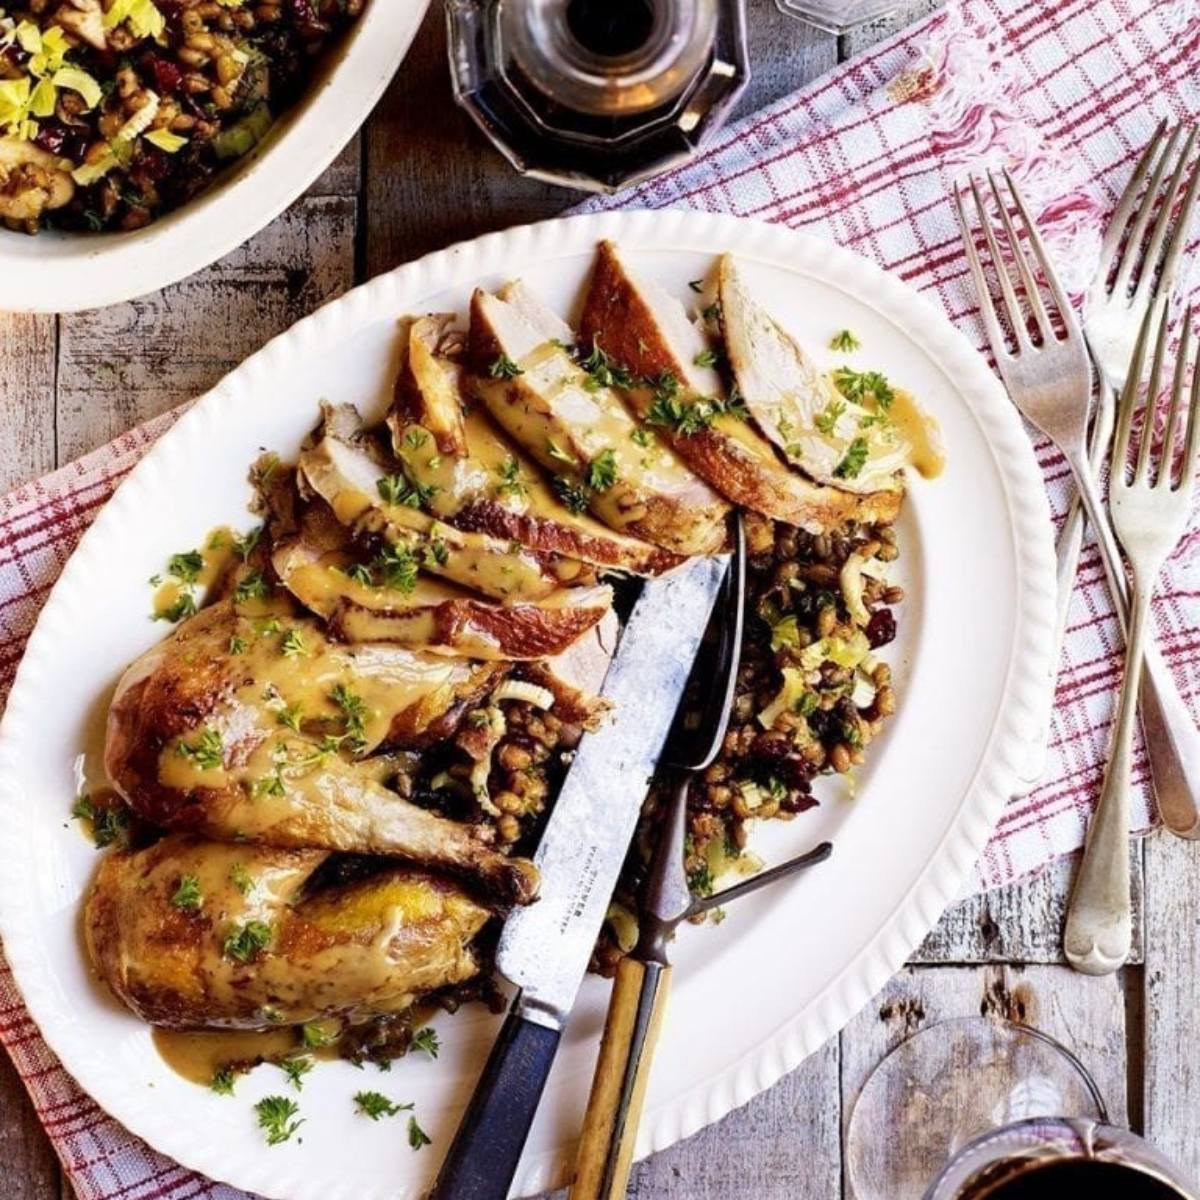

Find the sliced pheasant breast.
[
  {"left": 717, "top": 255, "right": 942, "bottom": 493},
  {"left": 299, "top": 410, "right": 591, "bottom": 600},
  {"left": 578, "top": 241, "right": 904, "bottom": 532},
  {"left": 468, "top": 284, "right": 730, "bottom": 557},
  {"left": 272, "top": 500, "right": 612, "bottom": 662},
  {"left": 389, "top": 316, "right": 683, "bottom": 576}
]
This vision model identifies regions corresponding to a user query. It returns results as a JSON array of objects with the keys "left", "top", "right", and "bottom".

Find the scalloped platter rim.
[{"left": 0, "top": 210, "right": 1055, "bottom": 1200}]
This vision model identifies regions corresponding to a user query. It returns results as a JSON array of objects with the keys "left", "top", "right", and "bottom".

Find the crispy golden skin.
[{"left": 85, "top": 835, "right": 490, "bottom": 1030}]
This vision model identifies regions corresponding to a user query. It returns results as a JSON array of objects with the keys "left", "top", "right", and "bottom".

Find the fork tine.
[
  {"left": 1132, "top": 126, "right": 1200, "bottom": 308},
  {"left": 987, "top": 171, "right": 1053, "bottom": 340},
  {"left": 1001, "top": 168, "right": 1083, "bottom": 337},
  {"left": 1092, "top": 119, "right": 1169, "bottom": 302},
  {"left": 967, "top": 175, "right": 1030, "bottom": 349},
  {"left": 1113, "top": 125, "right": 1184, "bottom": 299},
  {"left": 1183, "top": 315, "right": 1200, "bottom": 494},
  {"left": 1158, "top": 310, "right": 1191, "bottom": 488},
  {"left": 953, "top": 183, "right": 1014, "bottom": 361},
  {"left": 1137, "top": 298, "right": 1173, "bottom": 483},
  {"left": 1114, "top": 290, "right": 1161, "bottom": 477},
  {"left": 1154, "top": 128, "right": 1200, "bottom": 303}
]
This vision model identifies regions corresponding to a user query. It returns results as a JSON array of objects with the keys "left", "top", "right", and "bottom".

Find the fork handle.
[
  {"left": 1064, "top": 588, "right": 1150, "bottom": 974},
  {"left": 1072, "top": 459, "right": 1200, "bottom": 839}
]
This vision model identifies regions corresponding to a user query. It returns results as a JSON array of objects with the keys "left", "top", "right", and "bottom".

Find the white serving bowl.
[{"left": 0, "top": 0, "right": 428, "bottom": 314}]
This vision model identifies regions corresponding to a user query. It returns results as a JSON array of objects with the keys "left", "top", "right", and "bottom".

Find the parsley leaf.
[
  {"left": 280, "top": 629, "right": 308, "bottom": 658},
  {"left": 488, "top": 354, "right": 523, "bottom": 380},
  {"left": 211, "top": 1067, "right": 237, "bottom": 1096},
  {"left": 168, "top": 550, "right": 204, "bottom": 584},
  {"left": 223, "top": 919, "right": 272, "bottom": 963},
  {"left": 693, "top": 349, "right": 719, "bottom": 368},
  {"left": 233, "top": 526, "right": 263, "bottom": 561},
  {"left": 832, "top": 367, "right": 894, "bottom": 410},
  {"left": 302, "top": 1021, "right": 333, "bottom": 1050},
  {"left": 815, "top": 400, "right": 846, "bottom": 435},
  {"left": 354, "top": 1091, "right": 412, "bottom": 1121},
  {"left": 372, "top": 543, "right": 419, "bottom": 593},
  {"left": 579, "top": 340, "right": 634, "bottom": 391},
  {"left": 170, "top": 874, "right": 202, "bottom": 911},
  {"left": 280, "top": 1056, "right": 314, "bottom": 1092},
  {"left": 408, "top": 1116, "right": 432, "bottom": 1150},
  {"left": 829, "top": 329, "right": 861, "bottom": 353},
  {"left": 229, "top": 863, "right": 254, "bottom": 895},
  {"left": 495, "top": 457, "right": 526, "bottom": 497},
  {"left": 833, "top": 437, "right": 870, "bottom": 480},
  {"left": 552, "top": 476, "right": 590, "bottom": 514},
  {"left": 178, "top": 728, "right": 223, "bottom": 771},
  {"left": 154, "top": 591, "right": 197, "bottom": 623},
  {"left": 255, "top": 1095, "right": 303, "bottom": 1146},
  {"left": 410, "top": 1027, "right": 440, "bottom": 1059},
  {"left": 233, "top": 570, "right": 270, "bottom": 604},
  {"left": 344, "top": 562, "right": 374, "bottom": 587},
  {"left": 585, "top": 448, "right": 618, "bottom": 492}
]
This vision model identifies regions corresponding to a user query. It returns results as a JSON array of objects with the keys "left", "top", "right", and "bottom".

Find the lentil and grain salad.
[
  {"left": 74, "top": 243, "right": 941, "bottom": 1138},
  {"left": 0, "top": 0, "right": 365, "bottom": 233}
]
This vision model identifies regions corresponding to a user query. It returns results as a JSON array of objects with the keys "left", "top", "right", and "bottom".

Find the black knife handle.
[{"left": 428, "top": 998, "right": 562, "bottom": 1200}]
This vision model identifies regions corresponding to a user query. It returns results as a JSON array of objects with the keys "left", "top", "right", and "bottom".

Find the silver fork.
[
  {"left": 953, "top": 169, "right": 1200, "bottom": 829},
  {"left": 1077, "top": 123, "right": 1200, "bottom": 837},
  {"left": 1065, "top": 301, "right": 1200, "bottom": 974}
]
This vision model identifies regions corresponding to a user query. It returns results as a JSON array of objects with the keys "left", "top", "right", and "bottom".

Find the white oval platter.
[
  {"left": 0, "top": 210, "right": 1055, "bottom": 1199},
  {"left": 0, "top": 0, "right": 428, "bottom": 313}
]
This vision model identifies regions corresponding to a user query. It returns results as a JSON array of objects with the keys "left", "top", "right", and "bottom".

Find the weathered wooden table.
[{"left": 2, "top": 3, "right": 1197, "bottom": 1196}]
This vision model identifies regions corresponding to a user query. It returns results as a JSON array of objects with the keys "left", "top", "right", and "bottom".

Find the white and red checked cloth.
[{"left": 1, "top": 1, "right": 1199, "bottom": 1196}]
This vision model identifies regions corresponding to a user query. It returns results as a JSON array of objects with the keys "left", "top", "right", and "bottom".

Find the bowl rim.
[{"left": 0, "top": 0, "right": 430, "bottom": 314}]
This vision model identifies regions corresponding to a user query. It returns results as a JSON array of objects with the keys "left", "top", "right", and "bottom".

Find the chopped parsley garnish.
[
  {"left": 302, "top": 1021, "right": 333, "bottom": 1050},
  {"left": 354, "top": 1091, "right": 412, "bottom": 1121},
  {"left": 377, "top": 474, "right": 409, "bottom": 506},
  {"left": 495, "top": 457, "right": 526, "bottom": 497},
  {"left": 255, "top": 1095, "right": 303, "bottom": 1146},
  {"left": 585, "top": 449, "right": 618, "bottom": 492},
  {"left": 488, "top": 354, "right": 523, "bottom": 380},
  {"left": 693, "top": 349, "right": 719, "bottom": 368},
  {"left": 631, "top": 428, "right": 654, "bottom": 448},
  {"left": 331, "top": 684, "right": 370, "bottom": 752},
  {"left": 687, "top": 860, "right": 713, "bottom": 897},
  {"left": 829, "top": 329, "right": 861, "bottom": 353},
  {"left": 408, "top": 1116, "right": 432, "bottom": 1150},
  {"left": 833, "top": 437, "right": 870, "bottom": 480},
  {"left": 372, "top": 543, "right": 419, "bottom": 593},
  {"left": 345, "top": 562, "right": 374, "bottom": 587},
  {"left": 155, "top": 592, "right": 197, "bottom": 623},
  {"left": 815, "top": 400, "right": 846, "bottom": 435},
  {"left": 170, "top": 875, "right": 202, "bottom": 911},
  {"left": 229, "top": 863, "right": 254, "bottom": 895},
  {"left": 552, "top": 476, "right": 590, "bottom": 514},
  {"left": 71, "top": 795, "right": 94, "bottom": 823},
  {"left": 404, "top": 428, "right": 429, "bottom": 450},
  {"left": 253, "top": 770, "right": 286, "bottom": 798},
  {"left": 546, "top": 440, "right": 577, "bottom": 466},
  {"left": 233, "top": 570, "right": 270, "bottom": 604},
  {"left": 277, "top": 703, "right": 304, "bottom": 733},
  {"left": 233, "top": 526, "right": 263, "bottom": 561},
  {"left": 832, "top": 367, "right": 894, "bottom": 410},
  {"left": 280, "top": 1056, "right": 314, "bottom": 1091},
  {"left": 228, "top": 634, "right": 248, "bottom": 655},
  {"left": 72, "top": 795, "right": 129, "bottom": 848},
  {"left": 280, "top": 629, "right": 308, "bottom": 658},
  {"left": 647, "top": 389, "right": 744, "bottom": 436},
  {"left": 425, "top": 538, "right": 450, "bottom": 568},
  {"left": 178, "top": 728, "right": 223, "bottom": 771},
  {"left": 211, "top": 1067, "right": 237, "bottom": 1096},
  {"left": 223, "top": 919, "right": 272, "bottom": 963},
  {"left": 254, "top": 617, "right": 283, "bottom": 636},
  {"left": 579, "top": 340, "right": 634, "bottom": 391},
  {"left": 410, "top": 1027, "right": 440, "bottom": 1059},
  {"left": 702, "top": 300, "right": 722, "bottom": 323},
  {"left": 168, "top": 550, "right": 204, "bottom": 584}
]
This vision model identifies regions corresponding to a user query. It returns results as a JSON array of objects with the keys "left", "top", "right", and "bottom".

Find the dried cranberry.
[
  {"left": 138, "top": 146, "right": 172, "bottom": 183},
  {"left": 34, "top": 121, "right": 88, "bottom": 163},
  {"left": 143, "top": 54, "right": 183, "bottom": 94},
  {"left": 287, "top": 0, "right": 321, "bottom": 27},
  {"left": 865, "top": 608, "right": 897, "bottom": 648}
]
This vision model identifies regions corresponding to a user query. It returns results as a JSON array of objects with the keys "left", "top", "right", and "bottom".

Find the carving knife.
[{"left": 428, "top": 553, "right": 729, "bottom": 1200}]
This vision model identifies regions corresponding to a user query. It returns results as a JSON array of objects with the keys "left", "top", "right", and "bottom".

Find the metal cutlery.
[
  {"left": 571, "top": 512, "right": 832, "bottom": 1200},
  {"left": 428, "top": 555, "right": 729, "bottom": 1200},
  {"left": 953, "top": 167, "right": 1200, "bottom": 833},
  {"left": 1065, "top": 300, "right": 1200, "bottom": 974}
]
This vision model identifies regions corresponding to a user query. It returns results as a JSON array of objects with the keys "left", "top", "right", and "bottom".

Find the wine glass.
[{"left": 845, "top": 1016, "right": 1198, "bottom": 1199}]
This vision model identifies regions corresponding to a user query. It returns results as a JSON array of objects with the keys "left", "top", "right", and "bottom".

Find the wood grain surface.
[{"left": 2, "top": 2, "right": 1198, "bottom": 1197}]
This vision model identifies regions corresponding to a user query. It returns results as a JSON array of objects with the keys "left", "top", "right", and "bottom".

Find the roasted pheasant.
[{"left": 85, "top": 835, "right": 490, "bottom": 1030}]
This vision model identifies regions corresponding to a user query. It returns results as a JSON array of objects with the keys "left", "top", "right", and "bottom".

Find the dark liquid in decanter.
[
  {"left": 565, "top": 0, "right": 656, "bottom": 56},
  {"left": 959, "top": 1157, "right": 1187, "bottom": 1200}
]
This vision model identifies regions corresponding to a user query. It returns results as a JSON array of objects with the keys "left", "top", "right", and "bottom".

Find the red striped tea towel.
[{"left": 0, "top": 1, "right": 1198, "bottom": 1196}]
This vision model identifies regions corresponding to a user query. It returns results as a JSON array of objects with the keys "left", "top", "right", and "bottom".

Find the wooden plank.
[
  {"left": 536, "top": 1039, "right": 842, "bottom": 1200},
  {"left": 1143, "top": 832, "right": 1200, "bottom": 1180},
  {"left": 913, "top": 844, "right": 1145, "bottom": 965},
  {"left": 308, "top": 134, "right": 362, "bottom": 198},
  {"left": 840, "top": 964, "right": 1130, "bottom": 1199},
  {"left": 363, "top": 0, "right": 836, "bottom": 274},
  {"left": 54, "top": 195, "right": 357, "bottom": 464},
  {"left": 0, "top": 313, "right": 56, "bottom": 493},
  {"left": 0, "top": 1050, "right": 59, "bottom": 1200}
]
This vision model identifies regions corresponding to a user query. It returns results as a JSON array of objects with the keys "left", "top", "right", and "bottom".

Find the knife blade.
[{"left": 428, "top": 553, "right": 729, "bottom": 1200}]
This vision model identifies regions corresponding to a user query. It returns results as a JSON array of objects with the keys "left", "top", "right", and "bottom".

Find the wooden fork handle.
[{"left": 571, "top": 956, "right": 671, "bottom": 1200}]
